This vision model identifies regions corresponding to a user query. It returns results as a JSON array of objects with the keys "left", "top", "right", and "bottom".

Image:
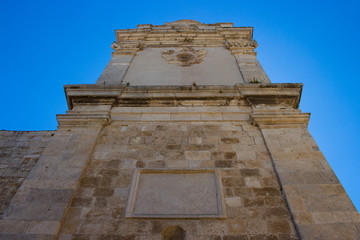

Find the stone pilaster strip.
[
  {"left": 96, "top": 54, "right": 135, "bottom": 85},
  {"left": 0, "top": 126, "right": 104, "bottom": 240},
  {"left": 234, "top": 55, "right": 270, "bottom": 83},
  {"left": 259, "top": 126, "right": 360, "bottom": 239}
]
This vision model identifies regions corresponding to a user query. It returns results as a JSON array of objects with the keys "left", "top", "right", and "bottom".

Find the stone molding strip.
[
  {"left": 64, "top": 83, "right": 303, "bottom": 110},
  {"left": 111, "top": 112, "right": 250, "bottom": 122},
  {"left": 249, "top": 112, "right": 310, "bottom": 128},
  {"left": 59, "top": 84, "right": 305, "bottom": 126},
  {"left": 56, "top": 113, "right": 111, "bottom": 127}
]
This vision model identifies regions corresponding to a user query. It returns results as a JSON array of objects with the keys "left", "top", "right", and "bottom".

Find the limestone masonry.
[{"left": 0, "top": 20, "right": 359, "bottom": 240}]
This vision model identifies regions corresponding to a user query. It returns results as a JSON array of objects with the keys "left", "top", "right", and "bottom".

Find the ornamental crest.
[{"left": 161, "top": 47, "right": 207, "bottom": 67}]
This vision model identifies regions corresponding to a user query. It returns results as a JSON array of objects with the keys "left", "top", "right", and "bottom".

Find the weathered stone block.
[
  {"left": 0, "top": 219, "right": 30, "bottom": 233},
  {"left": 267, "top": 219, "right": 291, "bottom": 234},
  {"left": 298, "top": 223, "right": 360, "bottom": 240},
  {"left": 247, "top": 220, "right": 268, "bottom": 234},
  {"left": 71, "top": 198, "right": 92, "bottom": 207},
  {"left": 93, "top": 188, "right": 114, "bottom": 197},
  {"left": 184, "top": 151, "right": 211, "bottom": 161},
  {"left": 225, "top": 197, "right": 242, "bottom": 208},
  {"left": 223, "top": 235, "right": 248, "bottom": 240},
  {"left": 26, "top": 221, "right": 59, "bottom": 234},
  {"left": 245, "top": 177, "right": 262, "bottom": 188},
  {"left": 3, "top": 202, "right": 67, "bottom": 221}
]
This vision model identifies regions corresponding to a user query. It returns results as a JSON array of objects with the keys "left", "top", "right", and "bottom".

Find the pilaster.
[
  {"left": 234, "top": 55, "right": 271, "bottom": 83},
  {"left": 0, "top": 106, "right": 111, "bottom": 239},
  {"left": 251, "top": 110, "right": 360, "bottom": 239},
  {"left": 96, "top": 55, "right": 134, "bottom": 85}
]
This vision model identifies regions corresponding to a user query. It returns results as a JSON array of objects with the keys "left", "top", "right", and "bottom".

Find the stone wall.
[
  {"left": 261, "top": 127, "right": 360, "bottom": 239},
  {"left": 0, "top": 126, "right": 103, "bottom": 240},
  {"left": 0, "top": 131, "right": 54, "bottom": 215},
  {"left": 58, "top": 121, "right": 298, "bottom": 240}
]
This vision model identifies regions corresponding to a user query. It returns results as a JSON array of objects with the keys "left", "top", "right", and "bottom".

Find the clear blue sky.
[{"left": 1, "top": 0, "right": 359, "bottom": 210}]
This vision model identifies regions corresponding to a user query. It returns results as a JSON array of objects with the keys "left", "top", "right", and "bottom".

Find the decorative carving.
[
  {"left": 136, "top": 42, "right": 144, "bottom": 50},
  {"left": 167, "top": 19, "right": 200, "bottom": 31},
  {"left": 225, "top": 39, "right": 258, "bottom": 49},
  {"left": 246, "top": 40, "right": 258, "bottom": 48},
  {"left": 111, "top": 41, "right": 121, "bottom": 51},
  {"left": 161, "top": 47, "right": 207, "bottom": 67},
  {"left": 111, "top": 41, "right": 144, "bottom": 55},
  {"left": 225, "top": 39, "right": 247, "bottom": 48},
  {"left": 171, "top": 24, "right": 199, "bottom": 31},
  {"left": 112, "top": 41, "right": 144, "bottom": 51}
]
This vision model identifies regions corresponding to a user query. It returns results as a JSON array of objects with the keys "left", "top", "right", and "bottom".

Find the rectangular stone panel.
[
  {"left": 125, "top": 169, "right": 226, "bottom": 218},
  {"left": 122, "top": 48, "right": 244, "bottom": 86}
]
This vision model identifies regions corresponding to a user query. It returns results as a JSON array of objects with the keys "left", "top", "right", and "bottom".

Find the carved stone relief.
[
  {"left": 225, "top": 39, "right": 258, "bottom": 49},
  {"left": 111, "top": 41, "right": 121, "bottom": 51},
  {"left": 161, "top": 47, "right": 207, "bottom": 67},
  {"left": 111, "top": 41, "right": 144, "bottom": 55}
]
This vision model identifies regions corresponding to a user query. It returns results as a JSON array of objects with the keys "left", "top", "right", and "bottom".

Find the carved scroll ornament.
[{"left": 161, "top": 47, "right": 207, "bottom": 67}]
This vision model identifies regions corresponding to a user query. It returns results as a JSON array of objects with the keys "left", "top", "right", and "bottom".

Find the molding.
[
  {"left": 249, "top": 111, "right": 310, "bottom": 128},
  {"left": 112, "top": 22, "right": 256, "bottom": 56},
  {"left": 63, "top": 83, "right": 303, "bottom": 110},
  {"left": 56, "top": 113, "right": 111, "bottom": 127},
  {"left": 236, "top": 83, "right": 303, "bottom": 109}
]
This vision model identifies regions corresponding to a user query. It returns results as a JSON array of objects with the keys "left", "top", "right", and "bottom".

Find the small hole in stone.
[{"left": 161, "top": 225, "right": 185, "bottom": 240}]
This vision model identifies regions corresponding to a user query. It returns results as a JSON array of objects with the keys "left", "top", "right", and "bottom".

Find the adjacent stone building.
[{"left": 0, "top": 20, "right": 359, "bottom": 240}]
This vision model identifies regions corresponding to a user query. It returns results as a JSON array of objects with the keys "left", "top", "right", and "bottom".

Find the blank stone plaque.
[{"left": 125, "top": 169, "right": 226, "bottom": 218}]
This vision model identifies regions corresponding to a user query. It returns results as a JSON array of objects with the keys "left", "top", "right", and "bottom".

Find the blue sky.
[{"left": 1, "top": 0, "right": 359, "bottom": 210}]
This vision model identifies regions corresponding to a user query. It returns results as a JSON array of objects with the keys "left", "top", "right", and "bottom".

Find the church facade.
[{"left": 0, "top": 20, "right": 359, "bottom": 240}]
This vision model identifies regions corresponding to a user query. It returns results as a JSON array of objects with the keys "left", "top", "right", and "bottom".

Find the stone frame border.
[{"left": 125, "top": 169, "right": 227, "bottom": 219}]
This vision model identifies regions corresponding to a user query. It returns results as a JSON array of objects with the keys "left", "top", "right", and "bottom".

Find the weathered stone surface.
[
  {"left": 225, "top": 197, "right": 242, "bottom": 208},
  {"left": 298, "top": 223, "right": 360, "bottom": 240},
  {"left": 123, "top": 48, "right": 244, "bottom": 86},
  {"left": 54, "top": 121, "right": 296, "bottom": 239},
  {"left": 0, "top": 127, "right": 102, "bottom": 240},
  {"left": 127, "top": 170, "right": 223, "bottom": 217},
  {"left": 260, "top": 127, "right": 360, "bottom": 239},
  {"left": 0, "top": 131, "right": 54, "bottom": 215},
  {"left": 96, "top": 55, "right": 134, "bottom": 85}
]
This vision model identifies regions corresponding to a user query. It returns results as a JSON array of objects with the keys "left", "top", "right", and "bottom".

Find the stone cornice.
[
  {"left": 63, "top": 83, "right": 303, "bottom": 110},
  {"left": 112, "top": 21, "right": 256, "bottom": 55},
  {"left": 236, "top": 83, "right": 303, "bottom": 109},
  {"left": 249, "top": 111, "right": 310, "bottom": 128},
  {"left": 56, "top": 113, "right": 111, "bottom": 127}
]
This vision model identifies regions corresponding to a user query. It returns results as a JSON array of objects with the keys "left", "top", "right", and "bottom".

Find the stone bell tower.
[{"left": 1, "top": 20, "right": 359, "bottom": 240}]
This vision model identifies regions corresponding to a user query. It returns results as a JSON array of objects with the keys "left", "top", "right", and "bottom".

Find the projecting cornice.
[
  {"left": 56, "top": 113, "right": 111, "bottom": 127},
  {"left": 249, "top": 111, "right": 310, "bottom": 128},
  {"left": 63, "top": 83, "right": 303, "bottom": 110},
  {"left": 235, "top": 83, "right": 303, "bottom": 109},
  {"left": 111, "top": 21, "right": 256, "bottom": 56}
]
